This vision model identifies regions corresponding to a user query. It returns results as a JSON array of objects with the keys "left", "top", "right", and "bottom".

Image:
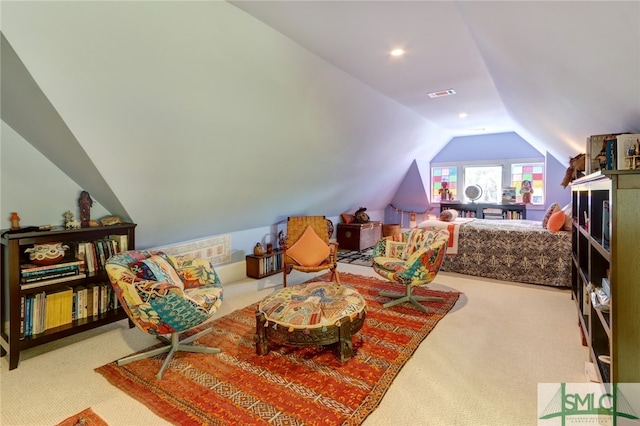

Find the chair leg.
[
  {"left": 331, "top": 267, "right": 340, "bottom": 284},
  {"left": 117, "top": 327, "right": 221, "bottom": 380}
]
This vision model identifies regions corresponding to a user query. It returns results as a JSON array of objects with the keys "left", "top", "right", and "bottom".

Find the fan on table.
[{"left": 464, "top": 184, "right": 482, "bottom": 202}]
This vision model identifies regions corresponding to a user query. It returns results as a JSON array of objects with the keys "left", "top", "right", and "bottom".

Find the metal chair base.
[
  {"left": 117, "top": 327, "right": 221, "bottom": 380},
  {"left": 379, "top": 289, "right": 445, "bottom": 314}
]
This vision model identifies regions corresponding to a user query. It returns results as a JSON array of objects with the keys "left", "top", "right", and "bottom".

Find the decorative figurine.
[
  {"left": 520, "top": 180, "right": 534, "bottom": 204},
  {"left": 78, "top": 191, "right": 93, "bottom": 228},
  {"left": 439, "top": 181, "right": 452, "bottom": 201},
  {"left": 63, "top": 211, "right": 81, "bottom": 229}
]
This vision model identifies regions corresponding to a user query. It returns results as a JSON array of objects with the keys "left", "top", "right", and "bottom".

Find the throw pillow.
[
  {"left": 542, "top": 203, "right": 560, "bottom": 228},
  {"left": 439, "top": 209, "right": 459, "bottom": 222},
  {"left": 385, "top": 240, "right": 406, "bottom": 258},
  {"left": 341, "top": 213, "right": 355, "bottom": 224},
  {"left": 286, "top": 225, "right": 331, "bottom": 267},
  {"left": 547, "top": 210, "right": 567, "bottom": 233},
  {"left": 129, "top": 253, "right": 184, "bottom": 288},
  {"left": 561, "top": 203, "right": 573, "bottom": 231}
]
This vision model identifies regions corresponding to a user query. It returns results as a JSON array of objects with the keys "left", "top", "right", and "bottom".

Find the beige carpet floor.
[{"left": 0, "top": 263, "right": 588, "bottom": 425}]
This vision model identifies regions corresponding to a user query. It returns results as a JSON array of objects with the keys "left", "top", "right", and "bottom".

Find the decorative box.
[{"left": 337, "top": 221, "right": 382, "bottom": 251}]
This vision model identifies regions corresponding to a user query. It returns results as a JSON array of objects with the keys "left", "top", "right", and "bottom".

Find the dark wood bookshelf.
[
  {"left": 570, "top": 170, "right": 640, "bottom": 383},
  {"left": 246, "top": 250, "right": 284, "bottom": 279},
  {"left": 1, "top": 223, "right": 136, "bottom": 370}
]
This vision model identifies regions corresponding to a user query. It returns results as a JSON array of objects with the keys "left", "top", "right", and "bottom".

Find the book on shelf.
[
  {"left": 22, "top": 269, "right": 81, "bottom": 283},
  {"left": 605, "top": 138, "right": 616, "bottom": 170},
  {"left": 20, "top": 260, "right": 85, "bottom": 275},
  {"left": 108, "top": 234, "right": 128, "bottom": 253},
  {"left": 20, "top": 273, "right": 87, "bottom": 290}
]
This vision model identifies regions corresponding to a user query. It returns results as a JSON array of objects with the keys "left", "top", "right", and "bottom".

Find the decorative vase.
[
  {"left": 24, "top": 242, "right": 69, "bottom": 266},
  {"left": 253, "top": 243, "right": 264, "bottom": 256},
  {"left": 9, "top": 212, "right": 20, "bottom": 230}
]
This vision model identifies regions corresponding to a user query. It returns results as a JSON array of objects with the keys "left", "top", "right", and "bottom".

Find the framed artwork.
[
  {"left": 587, "top": 134, "right": 612, "bottom": 174},
  {"left": 616, "top": 134, "right": 640, "bottom": 170}
]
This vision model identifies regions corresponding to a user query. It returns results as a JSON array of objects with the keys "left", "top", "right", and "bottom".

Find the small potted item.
[{"left": 253, "top": 243, "right": 265, "bottom": 256}]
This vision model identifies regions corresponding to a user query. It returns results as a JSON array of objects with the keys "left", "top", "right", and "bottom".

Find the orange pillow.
[
  {"left": 547, "top": 210, "right": 567, "bottom": 233},
  {"left": 341, "top": 213, "right": 355, "bottom": 224},
  {"left": 286, "top": 226, "right": 331, "bottom": 267}
]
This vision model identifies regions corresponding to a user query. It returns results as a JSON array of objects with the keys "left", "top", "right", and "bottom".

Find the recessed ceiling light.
[
  {"left": 427, "top": 89, "right": 456, "bottom": 98},
  {"left": 459, "top": 112, "right": 468, "bottom": 119},
  {"left": 390, "top": 49, "right": 405, "bottom": 57}
]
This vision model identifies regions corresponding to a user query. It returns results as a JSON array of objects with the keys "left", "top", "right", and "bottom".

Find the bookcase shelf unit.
[
  {"left": 439, "top": 202, "right": 527, "bottom": 220},
  {"left": 570, "top": 170, "right": 640, "bottom": 383},
  {"left": 1, "top": 223, "right": 136, "bottom": 370},
  {"left": 246, "top": 250, "right": 284, "bottom": 279}
]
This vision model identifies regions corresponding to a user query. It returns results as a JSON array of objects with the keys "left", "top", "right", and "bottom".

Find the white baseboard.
[{"left": 215, "top": 260, "right": 247, "bottom": 284}]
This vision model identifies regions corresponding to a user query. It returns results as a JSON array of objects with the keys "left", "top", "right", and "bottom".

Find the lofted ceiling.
[
  {"left": 231, "top": 1, "right": 640, "bottom": 161},
  {"left": 1, "top": 1, "right": 638, "bottom": 249}
]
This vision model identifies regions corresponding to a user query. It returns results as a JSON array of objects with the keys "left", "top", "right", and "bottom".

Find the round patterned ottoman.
[{"left": 255, "top": 281, "right": 367, "bottom": 362}]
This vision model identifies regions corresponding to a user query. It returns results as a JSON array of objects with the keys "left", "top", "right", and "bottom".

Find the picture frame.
[
  {"left": 615, "top": 134, "right": 640, "bottom": 170},
  {"left": 587, "top": 134, "right": 612, "bottom": 174}
]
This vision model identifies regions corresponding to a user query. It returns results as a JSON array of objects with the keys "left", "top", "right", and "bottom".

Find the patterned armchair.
[
  {"left": 105, "top": 250, "right": 223, "bottom": 380},
  {"left": 372, "top": 228, "right": 450, "bottom": 313}
]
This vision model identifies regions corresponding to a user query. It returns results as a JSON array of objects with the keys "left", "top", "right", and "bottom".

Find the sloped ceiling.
[
  {"left": 231, "top": 1, "right": 640, "bottom": 161},
  {"left": 1, "top": 1, "right": 639, "bottom": 248}
]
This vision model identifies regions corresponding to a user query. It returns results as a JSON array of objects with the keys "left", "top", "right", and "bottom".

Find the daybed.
[{"left": 421, "top": 219, "right": 572, "bottom": 287}]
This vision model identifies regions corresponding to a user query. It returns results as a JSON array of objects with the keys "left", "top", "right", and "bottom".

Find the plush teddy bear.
[{"left": 354, "top": 207, "right": 370, "bottom": 223}]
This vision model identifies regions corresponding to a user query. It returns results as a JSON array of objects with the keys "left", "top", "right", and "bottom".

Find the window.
[
  {"left": 431, "top": 166, "right": 458, "bottom": 202},
  {"left": 463, "top": 166, "right": 502, "bottom": 203},
  {"left": 431, "top": 158, "right": 545, "bottom": 207},
  {"left": 511, "top": 162, "right": 544, "bottom": 205}
]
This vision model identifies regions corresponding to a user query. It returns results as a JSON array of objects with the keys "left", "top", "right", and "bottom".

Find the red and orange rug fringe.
[
  {"left": 96, "top": 273, "right": 461, "bottom": 425},
  {"left": 56, "top": 407, "right": 108, "bottom": 426}
]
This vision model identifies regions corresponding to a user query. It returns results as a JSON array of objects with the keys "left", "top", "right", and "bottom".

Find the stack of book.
[
  {"left": 74, "top": 234, "right": 128, "bottom": 273},
  {"left": 20, "top": 282, "right": 119, "bottom": 338},
  {"left": 20, "top": 260, "right": 86, "bottom": 290}
]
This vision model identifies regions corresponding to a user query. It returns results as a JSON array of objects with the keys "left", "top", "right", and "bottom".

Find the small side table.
[{"left": 255, "top": 281, "right": 367, "bottom": 362}]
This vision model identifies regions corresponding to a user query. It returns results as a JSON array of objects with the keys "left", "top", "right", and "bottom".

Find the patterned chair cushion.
[
  {"left": 373, "top": 228, "right": 449, "bottom": 286},
  {"left": 170, "top": 255, "right": 222, "bottom": 290},
  {"left": 129, "top": 253, "right": 183, "bottom": 289},
  {"left": 106, "top": 250, "right": 223, "bottom": 335}
]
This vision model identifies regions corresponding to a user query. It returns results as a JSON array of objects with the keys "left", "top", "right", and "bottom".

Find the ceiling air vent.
[{"left": 427, "top": 89, "right": 456, "bottom": 98}]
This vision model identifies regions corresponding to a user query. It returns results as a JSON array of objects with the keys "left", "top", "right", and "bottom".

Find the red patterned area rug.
[
  {"left": 56, "top": 408, "right": 108, "bottom": 426},
  {"left": 96, "top": 273, "right": 460, "bottom": 425}
]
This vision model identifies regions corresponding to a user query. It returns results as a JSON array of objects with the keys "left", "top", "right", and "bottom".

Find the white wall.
[
  {"left": 1, "top": 121, "right": 110, "bottom": 228},
  {"left": 1, "top": 1, "right": 448, "bottom": 250}
]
